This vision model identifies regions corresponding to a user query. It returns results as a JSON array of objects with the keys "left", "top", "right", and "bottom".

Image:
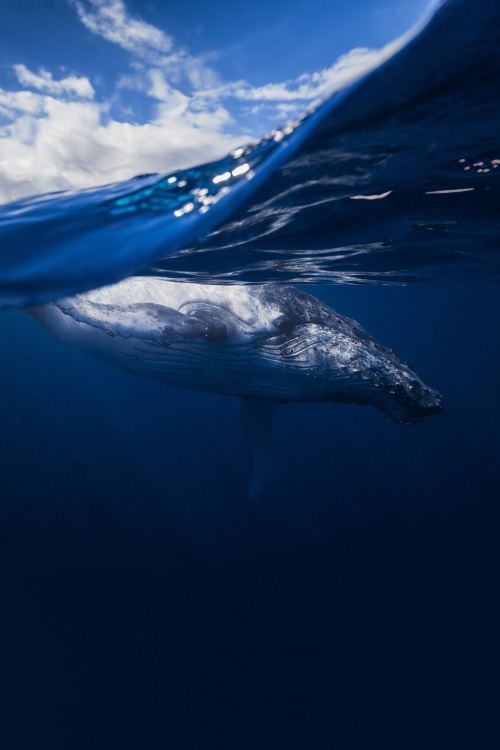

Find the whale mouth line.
[{"left": 386, "top": 396, "right": 444, "bottom": 425}]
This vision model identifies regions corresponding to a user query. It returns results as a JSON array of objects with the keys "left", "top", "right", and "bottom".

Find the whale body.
[{"left": 28, "top": 279, "right": 443, "bottom": 496}]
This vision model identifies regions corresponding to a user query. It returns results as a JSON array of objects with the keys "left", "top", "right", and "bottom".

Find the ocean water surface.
[{"left": 1, "top": 0, "right": 498, "bottom": 747}]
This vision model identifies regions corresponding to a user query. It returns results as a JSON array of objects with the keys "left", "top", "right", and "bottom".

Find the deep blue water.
[{"left": 1, "top": 0, "right": 499, "bottom": 747}]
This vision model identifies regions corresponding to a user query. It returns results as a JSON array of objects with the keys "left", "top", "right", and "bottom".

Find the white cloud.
[
  {"left": 0, "top": 88, "right": 46, "bottom": 117},
  {"left": 70, "top": 0, "right": 174, "bottom": 60},
  {"left": 0, "top": 85, "right": 243, "bottom": 204},
  {"left": 202, "top": 35, "right": 410, "bottom": 109},
  {"left": 147, "top": 69, "right": 188, "bottom": 109},
  {"left": 0, "top": 2, "right": 244, "bottom": 204},
  {"left": 0, "top": 0, "right": 420, "bottom": 204},
  {"left": 13, "top": 64, "right": 95, "bottom": 99},
  {"left": 71, "top": 0, "right": 220, "bottom": 89},
  {"left": 70, "top": 0, "right": 409, "bottom": 111},
  {"left": 68, "top": 1, "right": 411, "bottom": 117}
]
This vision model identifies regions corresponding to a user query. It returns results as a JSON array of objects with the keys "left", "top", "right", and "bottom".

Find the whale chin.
[{"left": 384, "top": 391, "right": 444, "bottom": 425}]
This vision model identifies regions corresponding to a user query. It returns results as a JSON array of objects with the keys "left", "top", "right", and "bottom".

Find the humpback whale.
[{"left": 28, "top": 279, "right": 443, "bottom": 497}]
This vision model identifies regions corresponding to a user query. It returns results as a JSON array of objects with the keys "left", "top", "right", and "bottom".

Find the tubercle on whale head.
[
  {"left": 336, "top": 375, "right": 444, "bottom": 425},
  {"left": 383, "top": 389, "right": 444, "bottom": 425},
  {"left": 296, "top": 321, "right": 444, "bottom": 424},
  {"left": 261, "top": 318, "right": 444, "bottom": 424},
  {"left": 370, "top": 363, "right": 444, "bottom": 425}
]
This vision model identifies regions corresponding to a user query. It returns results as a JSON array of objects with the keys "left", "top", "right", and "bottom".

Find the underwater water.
[{"left": 1, "top": 0, "right": 498, "bottom": 747}]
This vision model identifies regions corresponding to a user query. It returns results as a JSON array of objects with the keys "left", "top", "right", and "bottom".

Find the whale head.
[
  {"left": 253, "top": 287, "right": 444, "bottom": 424},
  {"left": 372, "top": 360, "right": 444, "bottom": 424},
  {"left": 350, "top": 349, "right": 445, "bottom": 425},
  {"left": 265, "top": 318, "right": 445, "bottom": 424}
]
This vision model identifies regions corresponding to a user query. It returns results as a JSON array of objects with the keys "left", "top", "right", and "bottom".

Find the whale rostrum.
[{"left": 28, "top": 279, "right": 443, "bottom": 498}]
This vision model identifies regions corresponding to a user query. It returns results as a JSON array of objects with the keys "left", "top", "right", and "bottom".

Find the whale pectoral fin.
[{"left": 240, "top": 397, "right": 280, "bottom": 500}]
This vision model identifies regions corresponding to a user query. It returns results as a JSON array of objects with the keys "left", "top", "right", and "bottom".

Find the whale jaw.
[
  {"left": 341, "top": 355, "right": 445, "bottom": 424},
  {"left": 383, "top": 388, "right": 444, "bottom": 425},
  {"left": 255, "top": 320, "right": 444, "bottom": 424},
  {"left": 373, "top": 362, "right": 444, "bottom": 425},
  {"left": 347, "top": 365, "right": 444, "bottom": 426}
]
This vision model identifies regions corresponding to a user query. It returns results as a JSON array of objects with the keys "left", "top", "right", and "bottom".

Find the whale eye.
[{"left": 273, "top": 314, "right": 294, "bottom": 332}]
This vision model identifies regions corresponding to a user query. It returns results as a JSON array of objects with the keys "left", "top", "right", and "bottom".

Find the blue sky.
[{"left": 0, "top": 0, "right": 434, "bottom": 203}]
